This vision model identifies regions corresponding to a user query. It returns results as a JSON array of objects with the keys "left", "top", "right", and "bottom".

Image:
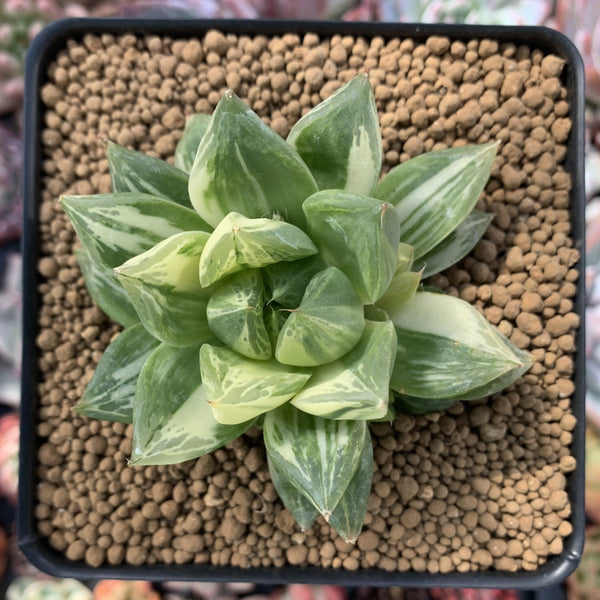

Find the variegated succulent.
[{"left": 61, "top": 74, "right": 532, "bottom": 541}]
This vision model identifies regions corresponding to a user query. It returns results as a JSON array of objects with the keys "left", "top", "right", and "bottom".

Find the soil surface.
[{"left": 34, "top": 30, "right": 580, "bottom": 574}]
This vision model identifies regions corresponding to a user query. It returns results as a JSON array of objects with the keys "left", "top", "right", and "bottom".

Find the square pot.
[{"left": 19, "top": 18, "right": 585, "bottom": 588}]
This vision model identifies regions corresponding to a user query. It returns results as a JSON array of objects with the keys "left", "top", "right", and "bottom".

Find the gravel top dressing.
[{"left": 33, "top": 29, "right": 579, "bottom": 575}]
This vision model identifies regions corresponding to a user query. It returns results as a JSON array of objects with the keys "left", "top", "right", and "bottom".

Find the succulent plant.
[{"left": 61, "top": 75, "right": 532, "bottom": 541}]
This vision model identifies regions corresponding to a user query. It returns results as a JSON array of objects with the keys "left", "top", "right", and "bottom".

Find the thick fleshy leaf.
[
  {"left": 396, "top": 243, "right": 414, "bottom": 273},
  {"left": 374, "top": 143, "right": 497, "bottom": 258},
  {"left": 393, "top": 394, "right": 458, "bottom": 415},
  {"left": 263, "top": 255, "right": 325, "bottom": 308},
  {"left": 265, "top": 306, "right": 289, "bottom": 349},
  {"left": 267, "top": 455, "right": 319, "bottom": 532},
  {"left": 303, "top": 190, "right": 401, "bottom": 304},
  {"left": 200, "top": 344, "right": 311, "bottom": 425},
  {"left": 207, "top": 270, "right": 271, "bottom": 360},
  {"left": 114, "top": 231, "right": 213, "bottom": 347},
  {"left": 107, "top": 141, "right": 199, "bottom": 212},
  {"left": 174, "top": 114, "right": 211, "bottom": 173},
  {"left": 61, "top": 193, "right": 209, "bottom": 269},
  {"left": 328, "top": 427, "right": 373, "bottom": 542},
  {"left": 287, "top": 74, "right": 382, "bottom": 195},
  {"left": 376, "top": 270, "right": 422, "bottom": 313},
  {"left": 199, "top": 212, "right": 318, "bottom": 287},
  {"left": 388, "top": 291, "right": 532, "bottom": 399},
  {"left": 275, "top": 267, "right": 365, "bottom": 367},
  {"left": 291, "top": 320, "right": 396, "bottom": 420},
  {"left": 131, "top": 344, "right": 253, "bottom": 465},
  {"left": 264, "top": 403, "right": 367, "bottom": 521},
  {"left": 75, "top": 247, "right": 139, "bottom": 327},
  {"left": 188, "top": 90, "right": 318, "bottom": 228},
  {"left": 75, "top": 324, "right": 159, "bottom": 423},
  {"left": 416, "top": 210, "right": 493, "bottom": 278}
]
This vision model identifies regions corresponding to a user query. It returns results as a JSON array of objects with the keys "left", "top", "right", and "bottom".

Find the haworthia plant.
[{"left": 62, "top": 74, "right": 532, "bottom": 542}]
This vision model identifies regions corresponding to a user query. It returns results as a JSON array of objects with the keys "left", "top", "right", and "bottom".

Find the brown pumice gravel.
[{"left": 35, "top": 30, "right": 580, "bottom": 574}]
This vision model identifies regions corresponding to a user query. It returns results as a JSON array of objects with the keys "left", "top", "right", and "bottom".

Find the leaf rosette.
[{"left": 61, "top": 74, "right": 532, "bottom": 541}]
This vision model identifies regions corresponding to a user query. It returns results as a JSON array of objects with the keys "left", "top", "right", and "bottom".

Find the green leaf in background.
[
  {"left": 393, "top": 394, "right": 458, "bottom": 415},
  {"left": 188, "top": 91, "right": 318, "bottom": 228},
  {"left": 61, "top": 192, "right": 209, "bottom": 269},
  {"left": 275, "top": 267, "right": 365, "bottom": 367},
  {"left": 415, "top": 209, "right": 493, "bottom": 278},
  {"left": 174, "top": 114, "right": 211, "bottom": 173},
  {"left": 267, "top": 454, "right": 319, "bottom": 532},
  {"left": 291, "top": 320, "right": 396, "bottom": 420},
  {"left": 376, "top": 270, "right": 422, "bottom": 313},
  {"left": 264, "top": 403, "right": 367, "bottom": 521},
  {"left": 75, "top": 324, "right": 160, "bottom": 423},
  {"left": 200, "top": 344, "right": 312, "bottom": 425},
  {"left": 207, "top": 270, "right": 272, "bottom": 360},
  {"left": 374, "top": 143, "right": 497, "bottom": 258},
  {"left": 263, "top": 255, "right": 325, "bottom": 308},
  {"left": 388, "top": 291, "right": 532, "bottom": 399},
  {"left": 107, "top": 141, "right": 201, "bottom": 213},
  {"left": 265, "top": 305, "right": 289, "bottom": 349},
  {"left": 303, "top": 190, "right": 401, "bottom": 304},
  {"left": 328, "top": 426, "right": 373, "bottom": 542},
  {"left": 287, "top": 74, "right": 382, "bottom": 196},
  {"left": 199, "top": 212, "right": 318, "bottom": 287},
  {"left": 131, "top": 344, "right": 253, "bottom": 465},
  {"left": 75, "top": 247, "right": 140, "bottom": 328},
  {"left": 115, "top": 231, "right": 213, "bottom": 347}
]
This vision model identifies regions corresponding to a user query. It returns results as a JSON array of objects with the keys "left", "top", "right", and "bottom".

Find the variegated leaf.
[
  {"left": 207, "top": 270, "right": 271, "bottom": 360},
  {"left": 275, "top": 267, "right": 365, "bottom": 367},
  {"left": 174, "top": 114, "right": 211, "bottom": 174},
  {"left": 291, "top": 320, "right": 396, "bottom": 420},
  {"left": 131, "top": 344, "right": 253, "bottom": 465},
  {"left": 329, "top": 426, "right": 373, "bottom": 542},
  {"left": 389, "top": 291, "right": 532, "bottom": 399},
  {"left": 75, "top": 247, "right": 139, "bottom": 327},
  {"left": 200, "top": 344, "right": 312, "bottom": 425},
  {"left": 376, "top": 270, "right": 422, "bottom": 313},
  {"left": 115, "top": 231, "right": 213, "bottom": 347},
  {"left": 265, "top": 306, "right": 289, "bottom": 349},
  {"left": 374, "top": 143, "right": 497, "bottom": 258},
  {"left": 107, "top": 141, "right": 200, "bottom": 212},
  {"left": 188, "top": 90, "right": 318, "bottom": 228},
  {"left": 199, "top": 212, "right": 318, "bottom": 287},
  {"left": 267, "top": 455, "right": 319, "bottom": 532},
  {"left": 303, "top": 190, "right": 401, "bottom": 304},
  {"left": 263, "top": 255, "right": 325, "bottom": 308},
  {"left": 61, "top": 193, "right": 209, "bottom": 269},
  {"left": 287, "top": 74, "right": 382, "bottom": 195},
  {"left": 396, "top": 243, "right": 414, "bottom": 273},
  {"left": 416, "top": 209, "right": 493, "bottom": 278},
  {"left": 394, "top": 394, "right": 458, "bottom": 415},
  {"left": 75, "top": 324, "right": 159, "bottom": 423},
  {"left": 264, "top": 403, "right": 367, "bottom": 521}
]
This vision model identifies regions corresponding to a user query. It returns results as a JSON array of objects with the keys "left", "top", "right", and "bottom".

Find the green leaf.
[
  {"left": 376, "top": 270, "right": 422, "bottom": 313},
  {"left": 287, "top": 74, "right": 382, "bottom": 195},
  {"left": 396, "top": 243, "right": 415, "bottom": 273},
  {"left": 415, "top": 210, "right": 493, "bottom": 278},
  {"left": 207, "top": 270, "right": 272, "bottom": 360},
  {"left": 107, "top": 141, "right": 200, "bottom": 213},
  {"left": 131, "top": 344, "right": 254, "bottom": 465},
  {"left": 61, "top": 192, "right": 210, "bottom": 269},
  {"left": 303, "top": 190, "right": 401, "bottom": 304},
  {"left": 264, "top": 403, "right": 367, "bottom": 521},
  {"left": 114, "top": 231, "right": 213, "bottom": 347},
  {"left": 263, "top": 255, "right": 325, "bottom": 308},
  {"left": 188, "top": 90, "right": 318, "bottom": 228},
  {"left": 388, "top": 291, "right": 532, "bottom": 399},
  {"left": 75, "top": 247, "right": 139, "bottom": 327},
  {"left": 199, "top": 212, "right": 318, "bottom": 287},
  {"left": 265, "top": 306, "right": 289, "bottom": 349},
  {"left": 393, "top": 394, "right": 458, "bottom": 415},
  {"left": 267, "top": 455, "right": 319, "bottom": 532},
  {"left": 174, "top": 114, "right": 211, "bottom": 173},
  {"left": 200, "top": 344, "right": 312, "bottom": 425},
  {"left": 75, "top": 324, "right": 160, "bottom": 423},
  {"left": 328, "top": 426, "right": 373, "bottom": 542},
  {"left": 374, "top": 142, "right": 497, "bottom": 258},
  {"left": 275, "top": 267, "right": 365, "bottom": 367},
  {"left": 291, "top": 320, "right": 396, "bottom": 420}
]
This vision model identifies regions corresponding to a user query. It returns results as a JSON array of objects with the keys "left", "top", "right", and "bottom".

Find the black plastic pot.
[{"left": 19, "top": 18, "right": 586, "bottom": 588}]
